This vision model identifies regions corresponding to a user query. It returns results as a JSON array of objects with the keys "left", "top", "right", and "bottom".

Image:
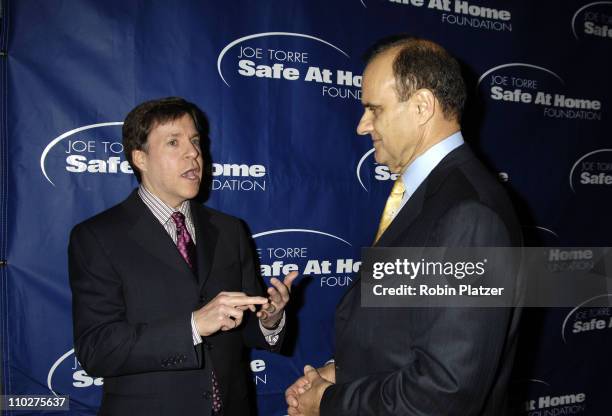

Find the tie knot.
[
  {"left": 171, "top": 211, "right": 186, "bottom": 228},
  {"left": 391, "top": 178, "right": 405, "bottom": 195}
]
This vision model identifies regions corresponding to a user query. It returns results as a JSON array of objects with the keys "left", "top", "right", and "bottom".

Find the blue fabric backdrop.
[{"left": 1, "top": 1, "right": 611, "bottom": 415}]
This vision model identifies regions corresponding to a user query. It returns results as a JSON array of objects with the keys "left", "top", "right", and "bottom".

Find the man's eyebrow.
[
  {"left": 166, "top": 132, "right": 199, "bottom": 138},
  {"left": 362, "top": 102, "right": 381, "bottom": 109}
]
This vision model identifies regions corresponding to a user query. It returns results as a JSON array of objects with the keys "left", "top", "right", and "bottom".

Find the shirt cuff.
[
  {"left": 259, "top": 312, "right": 286, "bottom": 345},
  {"left": 191, "top": 312, "right": 203, "bottom": 345}
]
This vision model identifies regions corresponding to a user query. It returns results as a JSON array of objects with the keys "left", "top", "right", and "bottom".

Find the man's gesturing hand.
[
  {"left": 258, "top": 271, "right": 298, "bottom": 329},
  {"left": 193, "top": 292, "right": 268, "bottom": 336}
]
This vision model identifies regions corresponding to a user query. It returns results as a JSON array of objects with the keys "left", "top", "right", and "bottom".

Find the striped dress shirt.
[{"left": 137, "top": 185, "right": 283, "bottom": 345}]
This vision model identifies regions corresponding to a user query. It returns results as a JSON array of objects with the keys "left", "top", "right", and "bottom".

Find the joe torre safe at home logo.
[
  {"left": 253, "top": 228, "right": 359, "bottom": 288},
  {"left": 569, "top": 149, "right": 612, "bottom": 192},
  {"left": 40, "top": 122, "right": 131, "bottom": 187},
  {"left": 561, "top": 294, "right": 612, "bottom": 344},
  {"left": 510, "top": 378, "right": 588, "bottom": 415},
  {"left": 478, "top": 63, "right": 603, "bottom": 121},
  {"left": 48, "top": 348, "right": 272, "bottom": 397},
  {"left": 572, "top": 2, "right": 612, "bottom": 40},
  {"left": 41, "top": 123, "right": 268, "bottom": 192},
  {"left": 217, "top": 32, "right": 361, "bottom": 100},
  {"left": 47, "top": 347, "right": 103, "bottom": 408},
  {"left": 362, "top": 0, "right": 513, "bottom": 32}
]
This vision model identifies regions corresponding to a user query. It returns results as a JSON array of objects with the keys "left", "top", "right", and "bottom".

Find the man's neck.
[{"left": 400, "top": 124, "right": 461, "bottom": 174}]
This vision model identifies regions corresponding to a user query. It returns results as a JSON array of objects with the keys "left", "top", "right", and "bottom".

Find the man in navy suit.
[
  {"left": 69, "top": 97, "right": 296, "bottom": 416},
  {"left": 286, "top": 36, "right": 522, "bottom": 416}
]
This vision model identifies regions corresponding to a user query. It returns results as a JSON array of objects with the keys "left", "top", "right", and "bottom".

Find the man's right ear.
[{"left": 132, "top": 149, "right": 147, "bottom": 173}]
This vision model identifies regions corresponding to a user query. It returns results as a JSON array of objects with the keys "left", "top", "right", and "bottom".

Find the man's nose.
[
  {"left": 185, "top": 142, "right": 200, "bottom": 158},
  {"left": 356, "top": 112, "right": 372, "bottom": 136}
]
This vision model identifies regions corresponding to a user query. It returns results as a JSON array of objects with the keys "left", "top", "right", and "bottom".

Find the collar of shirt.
[
  {"left": 396, "top": 131, "right": 465, "bottom": 215},
  {"left": 137, "top": 185, "right": 196, "bottom": 244}
]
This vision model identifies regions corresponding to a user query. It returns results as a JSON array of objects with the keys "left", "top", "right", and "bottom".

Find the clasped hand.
[{"left": 285, "top": 363, "right": 335, "bottom": 416}]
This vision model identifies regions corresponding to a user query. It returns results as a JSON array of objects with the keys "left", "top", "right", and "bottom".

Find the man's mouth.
[{"left": 181, "top": 168, "right": 200, "bottom": 180}]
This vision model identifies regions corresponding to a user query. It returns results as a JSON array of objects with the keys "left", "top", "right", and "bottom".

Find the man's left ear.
[
  {"left": 413, "top": 89, "right": 435, "bottom": 123},
  {"left": 132, "top": 149, "right": 147, "bottom": 174}
]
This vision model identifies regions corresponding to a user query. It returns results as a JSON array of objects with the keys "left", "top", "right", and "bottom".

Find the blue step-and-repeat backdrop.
[{"left": 1, "top": 0, "right": 611, "bottom": 415}]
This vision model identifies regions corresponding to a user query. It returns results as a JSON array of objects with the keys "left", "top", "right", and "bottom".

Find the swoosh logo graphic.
[
  {"left": 252, "top": 228, "right": 351, "bottom": 246},
  {"left": 528, "top": 378, "right": 551, "bottom": 387},
  {"left": 534, "top": 226, "right": 559, "bottom": 239},
  {"left": 47, "top": 348, "right": 75, "bottom": 396},
  {"left": 522, "top": 226, "right": 560, "bottom": 239},
  {"left": 356, "top": 148, "right": 376, "bottom": 191}
]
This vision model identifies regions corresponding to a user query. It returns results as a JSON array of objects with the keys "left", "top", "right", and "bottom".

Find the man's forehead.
[
  {"left": 362, "top": 59, "right": 397, "bottom": 104},
  {"left": 151, "top": 114, "right": 197, "bottom": 132},
  {"left": 365, "top": 47, "right": 398, "bottom": 73}
]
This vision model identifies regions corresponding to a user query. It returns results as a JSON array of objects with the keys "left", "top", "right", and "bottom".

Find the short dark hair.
[
  {"left": 365, "top": 35, "right": 466, "bottom": 120},
  {"left": 122, "top": 97, "right": 210, "bottom": 182}
]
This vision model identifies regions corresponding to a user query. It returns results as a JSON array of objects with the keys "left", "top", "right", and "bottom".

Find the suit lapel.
[
  {"left": 335, "top": 144, "right": 473, "bottom": 320},
  {"left": 123, "top": 191, "right": 195, "bottom": 282},
  {"left": 190, "top": 201, "right": 218, "bottom": 289}
]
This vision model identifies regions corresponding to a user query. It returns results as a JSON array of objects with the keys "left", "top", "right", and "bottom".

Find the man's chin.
[
  {"left": 181, "top": 183, "right": 201, "bottom": 199},
  {"left": 373, "top": 152, "right": 385, "bottom": 166},
  {"left": 373, "top": 155, "right": 396, "bottom": 172}
]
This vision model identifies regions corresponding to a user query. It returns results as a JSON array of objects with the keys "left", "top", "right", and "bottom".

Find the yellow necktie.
[{"left": 374, "top": 178, "right": 405, "bottom": 243}]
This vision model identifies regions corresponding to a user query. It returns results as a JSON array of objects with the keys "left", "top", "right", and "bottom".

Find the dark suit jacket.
[
  {"left": 321, "top": 144, "right": 523, "bottom": 416},
  {"left": 69, "top": 190, "right": 277, "bottom": 416}
]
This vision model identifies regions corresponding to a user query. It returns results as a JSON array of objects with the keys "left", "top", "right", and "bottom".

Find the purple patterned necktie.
[
  {"left": 170, "top": 212, "right": 222, "bottom": 413},
  {"left": 171, "top": 212, "right": 195, "bottom": 269}
]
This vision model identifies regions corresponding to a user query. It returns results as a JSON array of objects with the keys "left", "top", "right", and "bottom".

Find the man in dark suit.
[
  {"left": 69, "top": 97, "right": 297, "bottom": 416},
  {"left": 286, "top": 37, "right": 522, "bottom": 415}
]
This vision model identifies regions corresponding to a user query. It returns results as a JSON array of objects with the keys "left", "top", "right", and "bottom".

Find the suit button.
[{"left": 203, "top": 391, "right": 212, "bottom": 399}]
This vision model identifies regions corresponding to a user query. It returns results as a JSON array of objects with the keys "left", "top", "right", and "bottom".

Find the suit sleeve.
[
  {"left": 236, "top": 220, "right": 286, "bottom": 351},
  {"left": 321, "top": 200, "right": 519, "bottom": 416},
  {"left": 69, "top": 223, "right": 202, "bottom": 378}
]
